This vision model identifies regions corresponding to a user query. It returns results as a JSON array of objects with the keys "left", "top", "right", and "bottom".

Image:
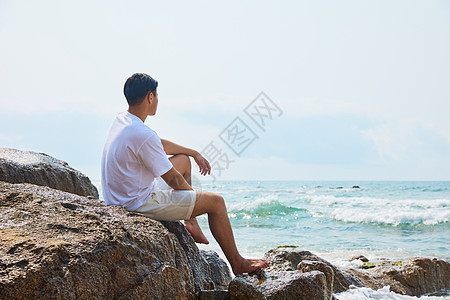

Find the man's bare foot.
[
  {"left": 232, "top": 258, "right": 271, "bottom": 275},
  {"left": 184, "top": 218, "right": 209, "bottom": 244}
]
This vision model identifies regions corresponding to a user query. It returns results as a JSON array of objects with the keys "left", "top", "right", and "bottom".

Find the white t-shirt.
[{"left": 101, "top": 111, "right": 173, "bottom": 210}]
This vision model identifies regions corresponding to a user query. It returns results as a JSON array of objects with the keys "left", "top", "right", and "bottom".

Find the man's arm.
[
  {"left": 161, "top": 139, "right": 196, "bottom": 156},
  {"left": 161, "top": 139, "right": 211, "bottom": 176},
  {"left": 161, "top": 167, "right": 192, "bottom": 190}
]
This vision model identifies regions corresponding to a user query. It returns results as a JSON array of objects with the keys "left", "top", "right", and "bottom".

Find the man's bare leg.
[
  {"left": 169, "top": 154, "right": 209, "bottom": 244},
  {"left": 192, "top": 191, "right": 270, "bottom": 275}
]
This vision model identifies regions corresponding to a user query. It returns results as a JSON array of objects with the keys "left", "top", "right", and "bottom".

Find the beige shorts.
[{"left": 134, "top": 177, "right": 196, "bottom": 221}]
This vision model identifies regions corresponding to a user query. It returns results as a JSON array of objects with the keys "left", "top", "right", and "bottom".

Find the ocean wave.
[
  {"left": 307, "top": 195, "right": 450, "bottom": 209},
  {"left": 227, "top": 195, "right": 304, "bottom": 217},
  {"left": 304, "top": 195, "right": 450, "bottom": 225},
  {"left": 335, "top": 285, "right": 449, "bottom": 299},
  {"left": 332, "top": 207, "right": 450, "bottom": 226}
]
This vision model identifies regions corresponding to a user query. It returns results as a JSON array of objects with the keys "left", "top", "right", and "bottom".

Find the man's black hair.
[{"left": 123, "top": 73, "right": 158, "bottom": 106}]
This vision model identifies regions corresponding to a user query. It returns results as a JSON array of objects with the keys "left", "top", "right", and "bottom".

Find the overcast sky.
[{"left": 1, "top": 0, "right": 449, "bottom": 181}]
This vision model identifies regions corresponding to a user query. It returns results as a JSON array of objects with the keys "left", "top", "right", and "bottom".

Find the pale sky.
[{"left": 1, "top": 0, "right": 449, "bottom": 181}]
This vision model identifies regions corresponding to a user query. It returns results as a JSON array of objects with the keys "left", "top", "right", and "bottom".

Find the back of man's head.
[{"left": 123, "top": 73, "right": 158, "bottom": 106}]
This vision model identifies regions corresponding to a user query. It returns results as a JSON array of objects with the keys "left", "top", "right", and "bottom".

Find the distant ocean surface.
[{"left": 96, "top": 180, "right": 450, "bottom": 299}]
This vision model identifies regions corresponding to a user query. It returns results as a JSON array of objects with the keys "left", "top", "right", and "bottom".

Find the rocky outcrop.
[
  {"left": 229, "top": 270, "right": 330, "bottom": 300},
  {"left": 227, "top": 247, "right": 340, "bottom": 300},
  {"left": 0, "top": 181, "right": 230, "bottom": 299},
  {"left": 297, "top": 260, "right": 334, "bottom": 297},
  {"left": 0, "top": 148, "right": 98, "bottom": 198},
  {"left": 228, "top": 247, "right": 450, "bottom": 299},
  {"left": 160, "top": 221, "right": 232, "bottom": 291},
  {"left": 200, "top": 250, "right": 233, "bottom": 290},
  {"left": 345, "top": 257, "right": 450, "bottom": 296},
  {"left": 263, "top": 247, "right": 350, "bottom": 293}
]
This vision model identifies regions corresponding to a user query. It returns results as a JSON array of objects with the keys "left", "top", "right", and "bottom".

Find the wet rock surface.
[
  {"left": 0, "top": 181, "right": 229, "bottom": 299},
  {"left": 263, "top": 247, "right": 349, "bottom": 293},
  {"left": 350, "top": 255, "right": 369, "bottom": 262},
  {"left": 229, "top": 247, "right": 450, "bottom": 299},
  {"left": 0, "top": 148, "right": 98, "bottom": 198},
  {"left": 297, "top": 260, "right": 334, "bottom": 297},
  {"left": 160, "top": 221, "right": 232, "bottom": 291},
  {"left": 198, "top": 289, "right": 230, "bottom": 300},
  {"left": 345, "top": 257, "right": 450, "bottom": 296},
  {"left": 229, "top": 270, "right": 329, "bottom": 300},
  {"left": 160, "top": 221, "right": 215, "bottom": 292},
  {"left": 200, "top": 250, "right": 233, "bottom": 290},
  {"left": 227, "top": 247, "right": 341, "bottom": 299}
]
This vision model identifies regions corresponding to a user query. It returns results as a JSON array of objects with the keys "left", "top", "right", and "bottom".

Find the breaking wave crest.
[
  {"left": 332, "top": 207, "right": 450, "bottom": 226},
  {"left": 307, "top": 195, "right": 450, "bottom": 226},
  {"left": 228, "top": 195, "right": 305, "bottom": 217}
]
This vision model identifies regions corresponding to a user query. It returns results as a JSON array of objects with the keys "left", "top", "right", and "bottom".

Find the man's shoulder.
[
  {"left": 125, "top": 122, "right": 158, "bottom": 144},
  {"left": 109, "top": 111, "right": 161, "bottom": 148},
  {"left": 137, "top": 121, "right": 159, "bottom": 135},
  {"left": 131, "top": 123, "right": 164, "bottom": 150},
  {"left": 116, "top": 112, "right": 154, "bottom": 135}
]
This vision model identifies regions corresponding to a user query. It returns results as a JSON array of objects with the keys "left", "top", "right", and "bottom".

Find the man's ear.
[{"left": 146, "top": 91, "right": 153, "bottom": 104}]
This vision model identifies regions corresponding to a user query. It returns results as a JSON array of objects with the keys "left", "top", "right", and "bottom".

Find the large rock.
[
  {"left": 263, "top": 247, "right": 350, "bottom": 293},
  {"left": 345, "top": 257, "right": 450, "bottom": 296},
  {"left": 227, "top": 247, "right": 340, "bottom": 299},
  {"left": 200, "top": 250, "right": 233, "bottom": 290},
  {"left": 229, "top": 270, "right": 330, "bottom": 300},
  {"left": 297, "top": 260, "right": 334, "bottom": 298},
  {"left": 0, "top": 181, "right": 226, "bottom": 299},
  {"left": 0, "top": 148, "right": 98, "bottom": 198},
  {"left": 160, "top": 221, "right": 232, "bottom": 291}
]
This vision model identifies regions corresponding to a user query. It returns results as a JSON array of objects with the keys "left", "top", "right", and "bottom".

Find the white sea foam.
[
  {"left": 335, "top": 286, "right": 450, "bottom": 299},
  {"left": 227, "top": 194, "right": 280, "bottom": 212},
  {"left": 332, "top": 207, "right": 450, "bottom": 225},
  {"left": 306, "top": 195, "right": 450, "bottom": 225},
  {"left": 308, "top": 195, "right": 450, "bottom": 209}
]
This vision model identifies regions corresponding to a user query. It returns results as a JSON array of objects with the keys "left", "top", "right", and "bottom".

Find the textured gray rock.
[
  {"left": 350, "top": 255, "right": 369, "bottom": 262},
  {"left": 198, "top": 289, "right": 230, "bottom": 300},
  {"left": 298, "top": 260, "right": 334, "bottom": 298},
  {"left": 158, "top": 223, "right": 232, "bottom": 291},
  {"left": 0, "top": 148, "right": 98, "bottom": 198},
  {"left": 229, "top": 247, "right": 450, "bottom": 299},
  {"left": 160, "top": 221, "right": 216, "bottom": 291},
  {"left": 0, "top": 181, "right": 225, "bottom": 299},
  {"left": 229, "top": 270, "right": 329, "bottom": 300},
  {"left": 345, "top": 257, "right": 450, "bottom": 296},
  {"left": 263, "top": 247, "right": 349, "bottom": 293},
  {"left": 200, "top": 250, "right": 233, "bottom": 290}
]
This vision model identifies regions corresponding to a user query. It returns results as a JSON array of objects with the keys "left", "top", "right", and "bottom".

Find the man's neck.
[{"left": 127, "top": 106, "right": 147, "bottom": 123}]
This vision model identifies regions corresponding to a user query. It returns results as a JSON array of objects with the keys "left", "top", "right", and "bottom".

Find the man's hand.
[
  {"left": 193, "top": 152, "right": 211, "bottom": 176},
  {"left": 160, "top": 139, "right": 211, "bottom": 176}
]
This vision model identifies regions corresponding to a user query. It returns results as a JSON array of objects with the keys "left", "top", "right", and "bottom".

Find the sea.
[{"left": 96, "top": 180, "right": 450, "bottom": 299}]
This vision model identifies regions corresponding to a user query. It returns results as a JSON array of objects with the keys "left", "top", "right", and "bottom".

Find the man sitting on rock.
[{"left": 101, "top": 73, "right": 269, "bottom": 275}]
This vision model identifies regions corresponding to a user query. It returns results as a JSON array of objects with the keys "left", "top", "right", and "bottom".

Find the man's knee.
[
  {"left": 212, "top": 193, "right": 224, "bottom": 205},
  {"left": 170, "top": 154, "right": 191, "bottom": 173},
  {"left": 193, "top": 192, "right": 225, "bottom": 216},
  {"left": 177, "top": 154, "right": 191, "bottom": 169},
  {"left": 210, "top": 193, "right": 225, "bottom": 212}
]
